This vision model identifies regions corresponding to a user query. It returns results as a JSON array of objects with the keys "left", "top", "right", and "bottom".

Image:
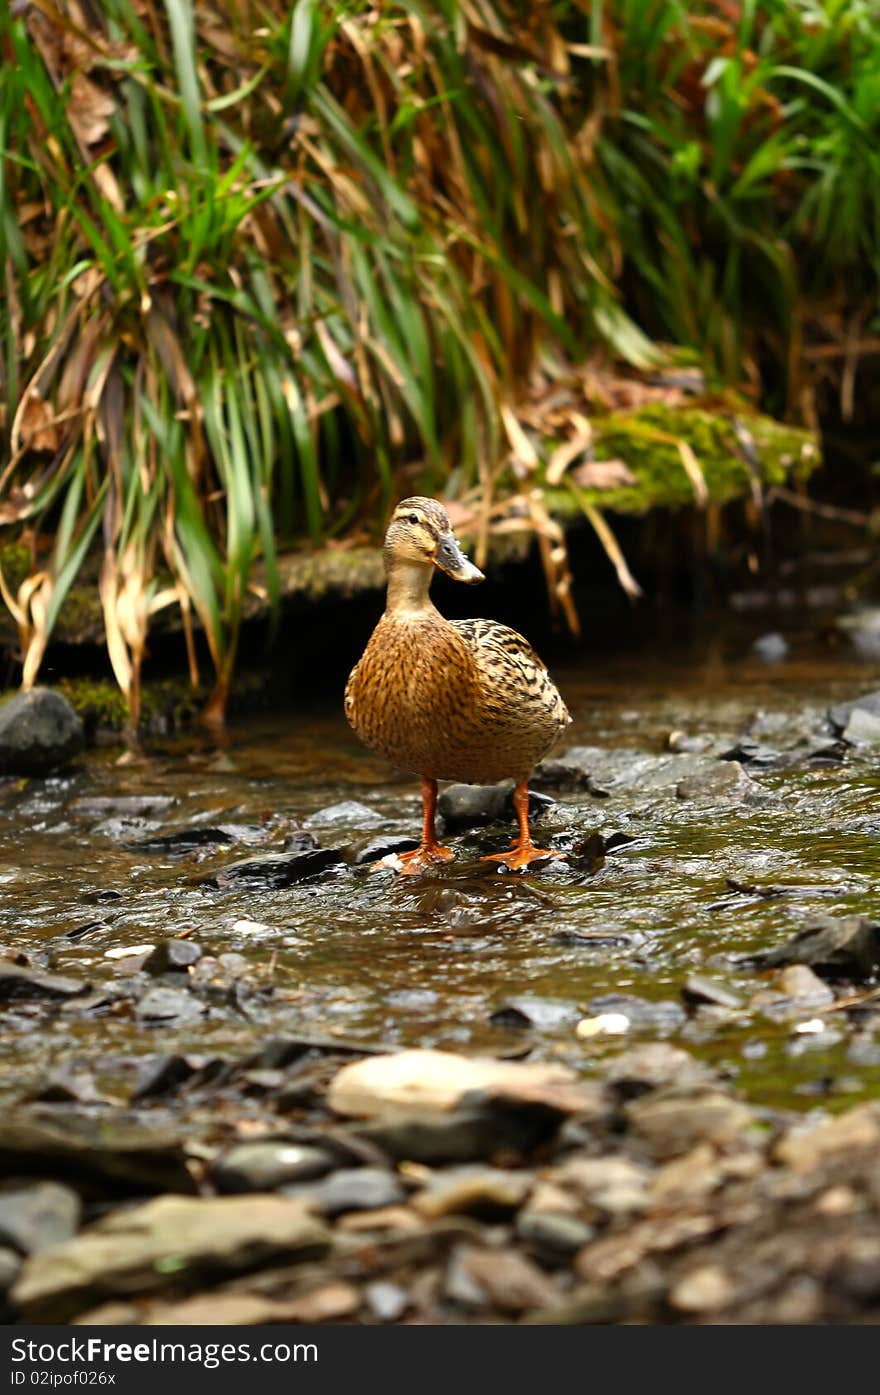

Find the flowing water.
[{"left": 3, "top": 628, "right": 880, "bottom": 1114}]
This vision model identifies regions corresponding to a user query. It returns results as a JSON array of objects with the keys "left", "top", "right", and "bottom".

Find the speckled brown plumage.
[{"left": 344, "top": 497, "right": 571, "bottom": 872}]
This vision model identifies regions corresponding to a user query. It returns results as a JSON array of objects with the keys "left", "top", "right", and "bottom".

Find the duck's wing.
[{"left": 450, "top": 618, "right": 571, "bottom": 726}]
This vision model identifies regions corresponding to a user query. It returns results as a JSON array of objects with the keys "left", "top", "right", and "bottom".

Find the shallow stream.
[{"left": 3, "top": 629, "right": 880, "bottom": 1115}]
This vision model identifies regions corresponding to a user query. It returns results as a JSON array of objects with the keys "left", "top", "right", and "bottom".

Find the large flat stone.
[{"left": 12, "top": 1194, "right": 331, "bottom": 1322}]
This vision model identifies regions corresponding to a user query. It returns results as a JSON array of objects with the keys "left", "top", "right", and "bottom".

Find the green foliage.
[
  {"left": 0, "top": 1, "right": 864, "bottom": 719},
  {"left": 598, "top": 0, "right": 880, "bottom": 392}
]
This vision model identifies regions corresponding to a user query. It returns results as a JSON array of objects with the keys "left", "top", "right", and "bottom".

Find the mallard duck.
[{"left": 344, "top": 497, "right": 571, "bottom": 873}]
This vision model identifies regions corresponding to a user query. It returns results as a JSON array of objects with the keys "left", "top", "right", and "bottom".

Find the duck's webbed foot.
[
  {"left": 373, "top": 777, "right": 455, "bottom": 874},
  {"left": 481, "top": 777, "right": 561, "bottom": 871},
  {"left": 481, "top": 841, "right": 560, "bottom": 871},
  {"left": 391, "top": 841, "right": 455, "bottom": 875}
]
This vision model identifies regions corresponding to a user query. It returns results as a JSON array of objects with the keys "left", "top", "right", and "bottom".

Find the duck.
[{"left": 344, "top": 497, "right": 571, "bottom": 873}]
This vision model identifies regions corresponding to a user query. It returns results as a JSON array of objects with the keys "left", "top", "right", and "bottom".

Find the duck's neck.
[{"left": 385, "top": 561, "right": 435, "bottom": 616}]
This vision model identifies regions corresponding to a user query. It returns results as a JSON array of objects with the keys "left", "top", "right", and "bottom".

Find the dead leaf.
[
  {"left": 570, "top": 459, "right": 636, "bottom": 490},
  {"left": 67, "top": 72, "right": 115, "bottom": 145},
  {"left": 17, "top": 394, "right": 62, "bottom": 454}
]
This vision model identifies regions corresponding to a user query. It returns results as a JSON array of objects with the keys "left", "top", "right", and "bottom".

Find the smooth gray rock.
[
  {"left": 844, "top": 707, "right": 880, "bottom": 746},
  {"left": 515, "top": 1211, "right": 594, "bottom": 1264},
  {"left": 438, "top": 783, "right": 553, "bottom": 830},
  {"left": 143, "top": 940, "right": 203, "bottom": 975},
  {"left": 0, "top": 688, "right": 84, "bottom": 776},
  {"left": 682, "top": 975, "right": 744, "bottom": 1010},
  {"left": 135, "top": 986, "right": 205, "bottom": 1024},
  {"left": 0, "top": 962, "right": 87, "bottom": 1002},
  {"left": 310, "top": 1167, "right": 406, "bottom": 1216},
  {"left": 829, "top": 688, "right": 880, "bottom": 733},
  {"left": 212, "top": 1142, "right": 335, "bottom": 1194},
  {"left": 0, "top": 1183, "right": 81, "bottom": 1256}
]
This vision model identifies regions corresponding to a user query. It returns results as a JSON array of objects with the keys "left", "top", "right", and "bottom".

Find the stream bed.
[{"left": 3, "top": 628, "right": 880, "bottom": 1323}]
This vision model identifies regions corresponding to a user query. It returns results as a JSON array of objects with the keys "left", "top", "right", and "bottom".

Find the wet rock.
[
  {"left": 515, "top": 1211, "right": 595, "bottom": 1265},
  {"left": 776, "top": 964, "right": 835, "bottom": 1007},
  {"left": 305, "top": 800, "right": 383, "bottom": 829},
  {"left": 682, "top": 975, "right": 744, "bottom": 1010},
  {"left": 666, "top": 731, "right": 714, "bottom": 754},
  {"left": 489, "top": 996, "right": 579, "bottom": 1031},
  {"left": 752, "top": 632, "right": 788, "bottom": 663},
  {"left": 205, "top": 847, "right": 344, "bottom": 888},
  {"left": 626, "top": 1090, "right": 754, "bottom": 1160},
  {"left": 0, "top": 1107, "right": 194, "bottom": 1195},
  {"left": 364, "top": 1280, "right": 409, "bottom": 1322},
  {"left": 0, "top": 1183, "right": 81, "bottom": 1255},
  {"left": 354, "top": 837, "right": 419, "bottom": 865},
  {"left": 126, "top": 827, "right": 236, "bottom": 853},
  {"left": 829, "top": 688, "right": 880, "bottom": 732},
  {"left": 27, "top": 1072, "right": 106, "bottom": 1106},
  {"left": 143, "top": 940, "right": 203, "bottom": 975},
  {"left": 213, "top": 1142, "right": 335, "bottom": 1193},
  {"left": 72, "top": 794, "right": 175, "bottom": 818},
  {"left": 586, "top": 994, "right": 686, "bottom": 1035},
  {"left": 489, "top": 1004, "right": 532, "bottom": 1030},
  {"left": 744, "top": 915, "right": 880, "bottom": 980},
  {"left": 0, "top": 688, "right": 84, "bottom": 776},
  {"left": 135, "top": 986, "right": 206, "bottom": 1025},
  {"left": 131, "top": 1054, "right": 196, "bottom": 1102},
  {"left": 385, "top": 989, "right": 440, "bottom": 1011},
  {"left": 843, "top": 708, "right": 880, "bottom": 746},
  {"left": 414, "top": 1168, "right": 532, "bottom": 1220},
  {"left": 718, "top": 740, "right": 781, "bottom": 768},
  {"left": 11, "top": 1194, "right": 330, "bottom": 1322},
  {"left": 310, "top": 1168, "right": 406, "bottom": 1217},
  {"left": 605, "top": 1043, "right": 709, "bottom": 1097},
  {"left": 0, "top": 961, "right": 88, "bottom": 1002},
  {"left": 532, "top": 755, "right": 609, "bottom": 796},
  {"left": 675, "top": 760, "right": 766, "bottom": 803},
  {"left": 327, "top": 1049, "right": 575, "bottom": 1119},
  {"left": 437, "top": 783, "right": 554, "bottom": 830},
  {"left": 445, "top": 1245, "right": 558, "bottom": 1313}
]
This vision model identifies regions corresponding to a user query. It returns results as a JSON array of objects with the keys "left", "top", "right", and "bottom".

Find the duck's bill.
[{"left": 433, "top": 535, "right": 485, "bottom": 584}]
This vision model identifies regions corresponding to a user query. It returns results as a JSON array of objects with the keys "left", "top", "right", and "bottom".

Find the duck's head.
[{"left": 384, "top": 497, "right": 484, "bottom": 584}]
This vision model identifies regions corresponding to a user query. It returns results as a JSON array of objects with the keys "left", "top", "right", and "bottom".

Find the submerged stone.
[
  {"left": 205, "top": 847, "right": 344, "bottom": 888},
  {"left": 744, "top": 915, "right": 880, "bottom": 980}
]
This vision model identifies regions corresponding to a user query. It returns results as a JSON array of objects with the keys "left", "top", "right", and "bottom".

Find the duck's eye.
[{"left": 407, "top": 512, "right": 420, "bottom": 525}]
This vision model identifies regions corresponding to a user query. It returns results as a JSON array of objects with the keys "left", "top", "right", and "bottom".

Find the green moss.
[
  {"left": 0, "top": 543, "right": 31, "bottom": 594},
  {"left": 58, "top": 677, "right": 203, "bottom": 737},
  {"left": 55, "top": 670, "right": 272, "bottom": 738},
  {"left": 541, "top": 402, "right": 819, "bottom": 517}
]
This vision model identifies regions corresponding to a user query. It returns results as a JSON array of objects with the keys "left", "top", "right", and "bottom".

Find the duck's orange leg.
[
  {"left": 390, "top": 777, "right": 455, "bottom": 875},
  {"left": 482, "top": 779, "right": 561, "bottom": 871}
]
